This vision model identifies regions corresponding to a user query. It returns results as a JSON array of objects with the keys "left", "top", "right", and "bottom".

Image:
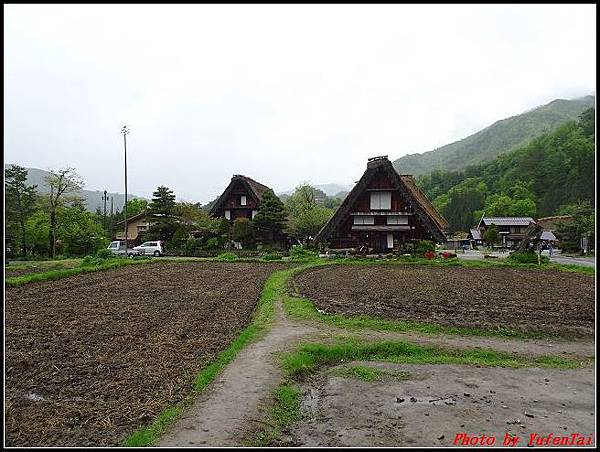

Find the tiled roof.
[
  {"left": 469, "top": 228, "right": 482, "bottom": 240},
  {"left": 482, "top": 217, "right": 534, "bottom": 226}
]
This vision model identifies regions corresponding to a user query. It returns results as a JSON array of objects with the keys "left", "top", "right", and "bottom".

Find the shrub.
[
  {"left": 216, "top": 252, "right": 238, "bottom": 262},
  {"left": 289, "top": 245, "right": 317, "bottom": 260},
  {"left": 263, "top": 252, "right": 283, "bottom": 261},
  {"left": 508, "top": 251, "right": 549, "bottom": 264},
  {"left": 95, "top": 248, "right": 114, "bottom": 259},
  {"left": 415, "top": 240, "right": 435, "bottom": 256},
  {"left": 424, "top": 250, "right": 435, "bottom": 260}
]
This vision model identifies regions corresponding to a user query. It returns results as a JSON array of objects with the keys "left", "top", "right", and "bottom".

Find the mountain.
[
  {"left": 278, "top": 183, "right": 353, "bottom": 197},
  {"left": 4, "top": 164, "right": 148, "bottom": 213},
  {"left": 417, "top": 107, "right": 595, "bottom": 232},
  {"left": 393, "top": 95, "right": 595, "bottom": 176}
]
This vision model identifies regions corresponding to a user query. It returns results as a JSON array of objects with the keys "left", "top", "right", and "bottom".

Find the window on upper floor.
[
  {"left": 240, "top": 195, "right": 247, "bottom": 206},
  {"left": 387, "top": 215, "right": 408, "bottom": 225},
  {"left": 353, "top": 215, "right": 375, "bottom": 225},
  {"left": 370, "top": 192, "right": 391, "bottom": 210}
]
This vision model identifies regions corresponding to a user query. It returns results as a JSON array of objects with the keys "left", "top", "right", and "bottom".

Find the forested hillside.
[
  {"left": 417, "top": 108, "right": 595, "bottom": 232},
  {"left": 393, "top": 95, "right": 595, "bottom": 176}
]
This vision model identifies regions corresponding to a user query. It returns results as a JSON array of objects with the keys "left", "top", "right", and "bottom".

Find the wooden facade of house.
[
  {"left": 115, "top": 211, "right": 153, "bottom": 246},
  {"left": 209, "top": 175, "right": 270, "bottom": 222},
  {"left": 315, "top": 156, "right": 448, "bottom": 252},
  {"left": 210, "top": 174, "right": 288, "bottom": 249},
  {"left": 476, "top": 217, "right": 535, "bottom": 249}
]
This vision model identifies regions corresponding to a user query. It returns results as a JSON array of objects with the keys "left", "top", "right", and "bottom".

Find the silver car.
[
  {"left": 132, "top": 241, "right": 164, "bottom": 257},
  {"left": 107, "top": 240, "right": 140, "bottom": 257}
]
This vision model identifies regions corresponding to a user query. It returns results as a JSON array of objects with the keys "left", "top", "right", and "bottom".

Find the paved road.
[
  {"left": 549, "top": 255, "right": 596, "bottom": 268},
  {"left": 454, "top": 250, "right": 595, "bottom": 269}
]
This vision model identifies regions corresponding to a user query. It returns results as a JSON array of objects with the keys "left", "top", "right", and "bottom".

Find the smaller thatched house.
[{"left": 209, "top": 175, "right": 271, "bottom": 222}]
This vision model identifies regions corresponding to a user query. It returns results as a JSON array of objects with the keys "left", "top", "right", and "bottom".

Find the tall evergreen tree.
[
  {"left": 253, "top": 190, "right": 287, "bottom": 241},
  {"left": 5, "top": 165, "right": 38, "bottom": 257}
]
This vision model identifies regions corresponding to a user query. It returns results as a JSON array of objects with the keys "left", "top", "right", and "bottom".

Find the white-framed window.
[
  {"left": 387, "top": 215, "right": 408, "bottom": 225},
  {"left": 370, "top": 192, "right": 391, "bottom": 210},
  {"left": 225, "top": 210, "right": 231, "bottom": 220},
  {"left": 353, "top": 215, "right": 375, "bottom": 225},
  {"left": 240, "top": 195, "right": 247, "bottom": 206},
  {"left": 387, "top": 233, "right": 394, "bottom": 249}
]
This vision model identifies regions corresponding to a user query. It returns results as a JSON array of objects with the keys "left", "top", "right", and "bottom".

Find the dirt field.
[
  {"left": 292, "top": 265, "right": 595, "bottom": 337},
  {"left": 289, "top": 361, "right": 595, "bottom": 447},
  {"left": 4, "top": 261, "right": 283, "bottom": 446}
]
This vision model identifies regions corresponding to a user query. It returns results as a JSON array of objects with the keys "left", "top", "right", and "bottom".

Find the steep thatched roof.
[
  {"left": 209, "top": 175, "right": 272, "bottom": 216},
  {"left": 315, "top": 156, "right": 448, "bottom": 243}
]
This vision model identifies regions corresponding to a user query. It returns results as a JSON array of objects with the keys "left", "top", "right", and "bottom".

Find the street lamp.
[{"left": 121, "top": 125, "right": 130, "bottom": 249}]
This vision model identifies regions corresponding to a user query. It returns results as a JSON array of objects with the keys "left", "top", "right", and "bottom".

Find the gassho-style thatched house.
[
  {"left": 209, "top": 174, "right": 271, "bottom": 222},
  {"left": 314, "top": 156, "right": 448, "bottom": 252},
  {"left": 209, "top": 174, "right": 288, "bottom": 249}
]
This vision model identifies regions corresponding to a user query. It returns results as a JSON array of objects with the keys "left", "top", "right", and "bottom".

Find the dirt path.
[
  {"left": 157, "top": 302, "right": 594, "bottom": 446},
  {"left": 158, "top": 302, "right": 320, "bottom": 446}
]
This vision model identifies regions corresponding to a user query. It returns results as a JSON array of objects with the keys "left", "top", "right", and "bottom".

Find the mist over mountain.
[
  {"left": 392, "top": 95, "right": 595, "bottom": 176},
  {"left": 3, "top": 164, "right": 148, "bottom": 213}
]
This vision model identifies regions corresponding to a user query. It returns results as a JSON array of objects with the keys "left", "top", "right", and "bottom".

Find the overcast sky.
[{"left": 4, "top": 4, "right": 596, "bottom": 204}]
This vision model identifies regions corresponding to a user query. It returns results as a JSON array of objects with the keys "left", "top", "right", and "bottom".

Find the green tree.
[
  {"left": 5, "top": 164, "right": 38, "bottom": 257},
  {"left": 285, "top": 183, "right": 334, "bottom": 243},
  {"left": 555, "top": 201, "right": 595, "bottom": 253},
  {"left": 145, "top": 186, "right": 178, "bottom": 243},
  {"left": 232, "top": 217, "right": 255, "bottom": 248},
  {"left": 55, "top": 206, "right": 108, "bottom": 256},
  {"left": 439, "top": 178, "right": 487, "bottom": 232},
  {"left": 483, "top": 224, "right": 500, "bottom": 247},
  {"left": 148, "top": 186, "right": 176, "bottom": 216},
  {"left": 253, "top": 190, "right": 287, "bottom": 241},
  {"left": 46, "top": 168, "right": 85, "bottom": 258},
  {"left": 125, "top": 198, "right": 148, "bottom": 217}
]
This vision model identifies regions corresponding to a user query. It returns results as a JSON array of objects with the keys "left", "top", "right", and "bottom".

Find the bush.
[
  {"left": 216, "top": 252, "right": 238, "bottom": 262},
  {"left": 289, "top": 245, "right": 317, "bottom": 260},
  {"left": 262, "top": 252, "right": 283, "bottom": 261},
  {"left": 415, "top": 240, "right": 435, "bottom": 256},
  {"left": 508, "top": 251, "right": 549, "bottom": 264},
  {"left": 95, "top": 248, "right": 114, "bottom": 259}
]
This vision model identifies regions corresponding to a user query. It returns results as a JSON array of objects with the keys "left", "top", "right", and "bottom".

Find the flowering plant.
[{"left": 424, "top": 250, "right": 435, "bottom": 260}]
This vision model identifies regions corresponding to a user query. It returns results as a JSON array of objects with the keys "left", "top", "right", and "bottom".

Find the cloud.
[{"left": 4, "top": 4, "right": 596, "bottom": 203}]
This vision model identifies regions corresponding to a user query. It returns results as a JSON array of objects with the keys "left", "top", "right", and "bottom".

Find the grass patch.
[
  {"left": 251, "top": 385, "right": 302, "bottom": 447},
  {"left": 122, "top": 265, "right": 304, "bottom": 447},
  {"left": 282, "top": 292, "right": 552, "bottom": 340},
  {"left": 334, "top": 255, "right": 594, "bottom": 276},
  {"left": 329, "top": 364, "right": 411, "bottom": 382},
  {"left": 281, "top": 339, "right": 584, "bottom": 381},
  {"left": 5, "top": 258, "right": 153, "bottom": 287}
]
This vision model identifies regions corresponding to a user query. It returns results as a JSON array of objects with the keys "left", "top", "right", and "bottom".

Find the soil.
[
  {"left": 158, "top": 300, "right": 322, "bottom": 447},
  {"left": 4, "top": 261, "right": 283, "bottom": 446},
  {"left": 289, "top": 362, "right": 596, "bottom": 447},
  {"left": 292, "top": 265, "right": 595, "bottom": 337},
  {"left": 5, "top": 263, "right": 76, "bottom": 277}
]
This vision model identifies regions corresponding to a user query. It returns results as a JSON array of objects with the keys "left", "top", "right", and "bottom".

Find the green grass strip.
[
  {"left": 122, "top": 265, "right": 306, "bottom": 447},
  {"left": 281, "top": 339, "right": 585, "bottom": 381},
  {"left": 5, "top": 258, "right": 154, "bottom": 287},
  {"left": 333, "top": 256, "right": 594, "bottom": 276},
  {"left": 329, "top": 364, "right": 411, "bottom": 382},
  {"left": 251, "top": 385, "right": 302, "bottom": 447}
]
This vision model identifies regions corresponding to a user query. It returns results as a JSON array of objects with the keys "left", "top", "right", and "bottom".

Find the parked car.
[
  {"left": 132, "top": 241, "right": 164, "bottom": 257},
  {"left": 107, "top": 240, "right": 140, "bottom": 257}
]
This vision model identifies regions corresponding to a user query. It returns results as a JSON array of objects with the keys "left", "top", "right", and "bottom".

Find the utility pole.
[
  {"left": 121, "top": 125, "right": 130, "bottom": 248},
  {"left": 102, "top": 190, "right": 108, "bottom": 230},
  {"left": 110, "top": 196, "right": 114, "bottom": 238}
]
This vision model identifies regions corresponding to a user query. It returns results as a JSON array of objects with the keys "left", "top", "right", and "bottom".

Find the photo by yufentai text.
[{"left": 453, "top": 432, "right": 594, "bottom": 447}]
